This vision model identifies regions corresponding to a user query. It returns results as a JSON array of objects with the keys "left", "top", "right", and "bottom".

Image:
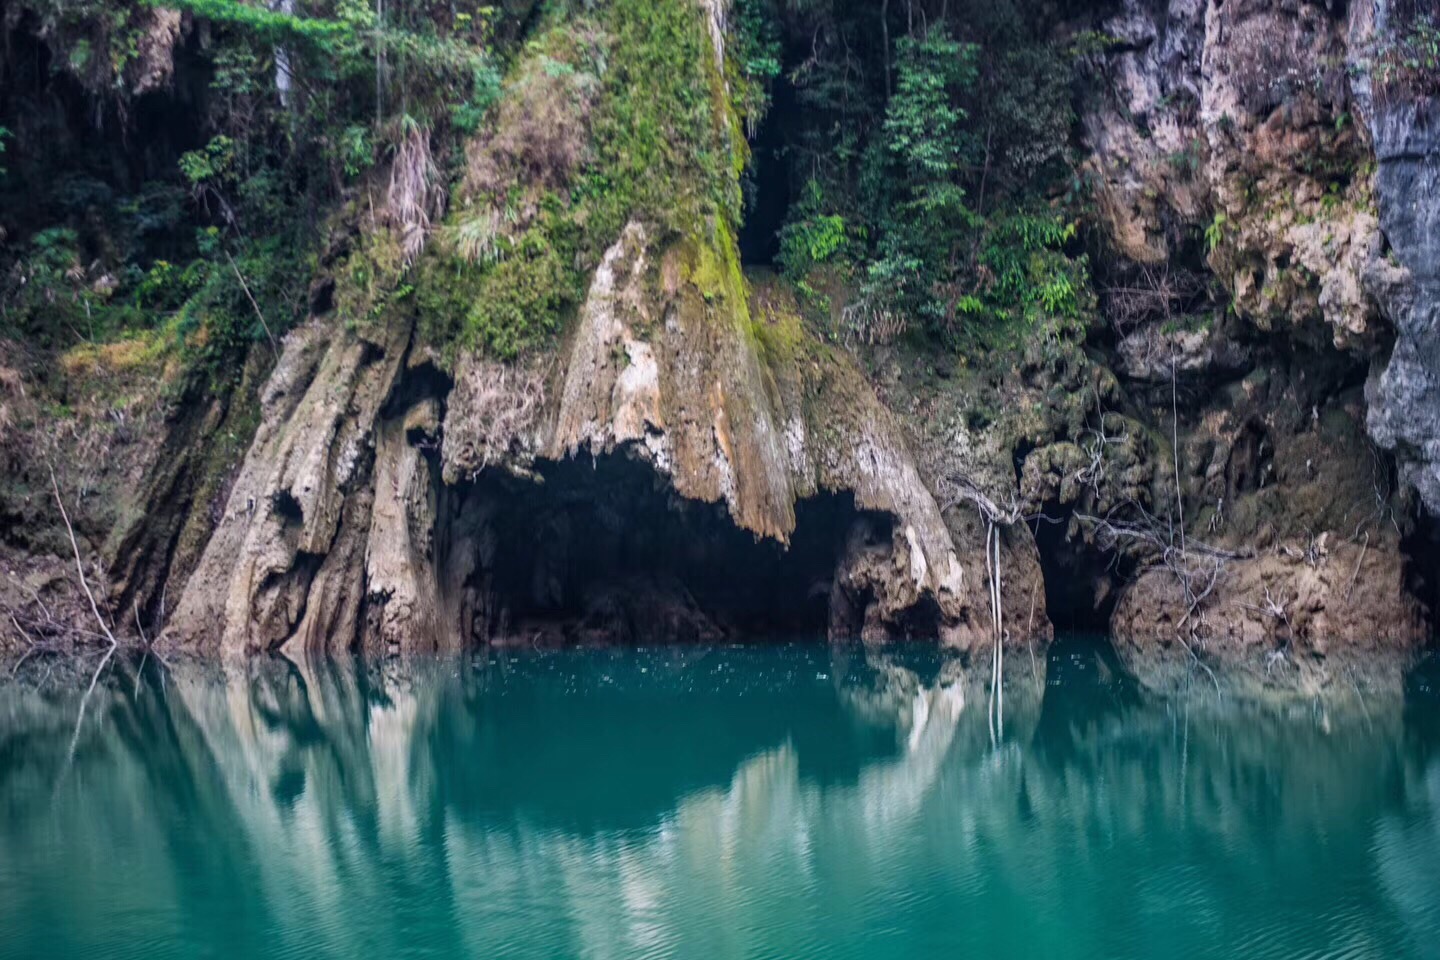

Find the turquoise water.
[{"left": 2, "top": 642, "right": 1439, "bottom": 960}]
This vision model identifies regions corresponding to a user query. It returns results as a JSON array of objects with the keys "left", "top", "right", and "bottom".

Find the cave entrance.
[
  {"left": 452, "top": 453, "right": 884, "bottom": 646},
  {"left": 737, "top": 71, "right": 797, "bottom": 266},
  {"left": 0, "top": 16, "right": 212, "bottom": 271},
  {"left": 1030, "top": 508, "right": 1123, "bottom": 634}
]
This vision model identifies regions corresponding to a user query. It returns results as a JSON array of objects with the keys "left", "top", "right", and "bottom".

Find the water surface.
[{"left": 2, "top": 642, "right": 1439, "bottom": 959}]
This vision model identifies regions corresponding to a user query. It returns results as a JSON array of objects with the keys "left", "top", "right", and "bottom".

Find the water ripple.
[{"left": 0, "top": 643, "right": 1436, "bottom": 959}]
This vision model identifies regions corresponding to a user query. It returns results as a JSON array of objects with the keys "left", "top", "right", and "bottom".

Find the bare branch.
[
  {"left": 49, "top": 465, "right": 117, "bottom": 649},
  {"left": 225, "top": 249, "right": 279, "bottom": 359}
]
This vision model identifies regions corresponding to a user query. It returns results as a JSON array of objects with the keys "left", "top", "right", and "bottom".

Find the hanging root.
[
  {"left": 993, "top": 523, "right": 1004, "bottom": 740},
  {"left": 983, "top": 520, "right": 1005, "bottom": 743},
  {"left": 50, "top": 465, "right": 116, "bottom": 650},
  {"left": 937, "top": 472, "right": 1021, "bottom": 746},
  {"left": 388, "top": 120, "right": 445, "bottom": 265},
  {"left": 448, "top": 359, "right": 549, "bottom": 476}
]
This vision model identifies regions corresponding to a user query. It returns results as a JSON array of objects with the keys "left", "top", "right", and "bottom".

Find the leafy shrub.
[
  {"left": 766, "top": 2, "right": 1095, "bottom": 350},
  {"left": 777, "top": 181, "right": 850, "bottom": 278},
  {"left": 884, "top": 31, "right": 979, "bottom": 181}
]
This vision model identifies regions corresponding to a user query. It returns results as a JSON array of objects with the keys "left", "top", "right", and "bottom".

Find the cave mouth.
[
  {"left": 452, "top": 452, "right": 886, "bottom": 646},
  {"left": 1030, "top": 508, "right": 1123, "bottom": 634},
  {"left": 737, "top": 70, "right": 798, "bottom": 266}
]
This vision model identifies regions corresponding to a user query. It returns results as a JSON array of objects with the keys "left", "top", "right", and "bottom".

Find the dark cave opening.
[
  {"left": 1030, "top": 508, "right": 1123, "bottom": 633},
  {"left": 737, "top": 72, "right": 798, "bottom": 266},
  {"left": 449, "top": 452, "right": 886, "bottom": 645},
  {"left": 1403, "top": 502, "right": 1440, "bottom": 650},
  {"left": 0, "top": 17, "right": 218, "bottom": 285}
]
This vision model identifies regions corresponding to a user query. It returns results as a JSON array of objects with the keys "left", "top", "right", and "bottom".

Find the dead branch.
[
  {"left": 225, "top": 249, "right": 280, "bottom": 359},
  {"left": 1265, "top": 647, "right": 1290, "bottom": 677},
  {"left": 7, "top": 611, "right": 36, "bottom": 649},
  {"left": 1177, "top": 632, "right": 1222, "bottom": 696},
  {"left": 1261, "top": 586, "right": 1289, "bottom": 624},
  {"left": 61, "top": 643, "right": 117, "bottom": 779},
  {"left": 1077, "top": 509, "right": 1248, "bottom": 562},
  {"left": 938, "top": 472, "right": 1022, "bottom": 527},
  {"left": 1074, "top": 384, "right": 1128, "bottom": 498},
  {"left": 1077, "top": 504, "right": 1238, "bottom": 688},
  {"left": 1101, "top": 262, "right": 1207, "bottom": 332},
  {"left": 49, "top": 465, "right": 117, "bottom": 649},
  {"left": 133, "top": 602, "right": 151, "bottom": 650},
  {"left": 1346, "top": 532, "right": 1369, "bottom": 601}
]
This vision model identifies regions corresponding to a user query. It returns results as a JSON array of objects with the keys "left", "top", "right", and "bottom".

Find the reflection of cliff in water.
[{"left": 1, "top": 647, "right": 1438, "bottom": 958}]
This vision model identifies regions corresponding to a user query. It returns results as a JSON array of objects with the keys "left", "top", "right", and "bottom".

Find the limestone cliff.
[
  {"left": 152, "top": 4, "right": 1011, "bottom": 657},
  {"left": 1070, "top": 0, "right": 1434, "bottom": 691},
  {"left": 0, "top": 0, "right": 1435, "bottom": 696},
  {"left": 1362, "top": 9, "right": 1440, "bottom": 517},
  {"left": 164, "top": 217, "right": 993, "bottom": 655}
]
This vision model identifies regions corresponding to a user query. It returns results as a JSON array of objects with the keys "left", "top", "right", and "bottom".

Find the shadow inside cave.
[{"left": 440, "top": 451, "right": 896, "bottom": 647}]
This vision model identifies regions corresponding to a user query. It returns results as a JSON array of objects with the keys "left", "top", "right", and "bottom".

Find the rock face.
[
  {"left": 1083, "top": 0, "right": 1390, "bottom": 350},
  {"left": 4, "top": 0, "right": 1435, "bottom": 693},
  {"left": 1112, "top": 538, "right": 1427, "bottom": 695},
  {"left": 1080, "top": 0, "right": 1208, "bottom": 266},
  {"left": 1200, "top": 0, "right": 1387, "bottom": 350},
  {"left": 1076, "top": 0, "right": 1435, "bottom": 689},
  {"left": 165, "top": 221, "right": 996, "bottom": 656},
  {"left": 1364, "top": 91, "right": 1440, "bottom": 513}
]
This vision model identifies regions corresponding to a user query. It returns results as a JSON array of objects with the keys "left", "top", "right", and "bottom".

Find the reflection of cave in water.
[
  {"left": 3, "top": 649, "right": 1440, "bottom": 959},
  {"left": 1031, "top": 633, "right": 1141, "bottom": 766}
]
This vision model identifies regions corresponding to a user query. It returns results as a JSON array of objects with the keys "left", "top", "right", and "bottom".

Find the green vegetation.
[
  {"left": 777, "top": 181, "right": 850, "bottom": 280},
  {"left": 1205, "top": 213, "right": 1228, "bottom": 255},
  {"left": 417, "top": 0, "right": 746, "bottom": 359},
  {"left": 0, "top": 0, "right": 506, "bottom": 371},
  {"left": 751, "top": 0, "right": 1095, "bottom": 354},
  {"left": 1, "top": 0, "right": 1102, "bottom": 368},
  {"left": 728, "top": 0, "right": 784, "bottom": 137}
]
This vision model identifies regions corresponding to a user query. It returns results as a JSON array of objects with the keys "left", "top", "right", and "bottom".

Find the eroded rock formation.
[
  {"left": 1364, "top": 88, "right": 1440, "bottom": 512},
  {"left": 1072, "top": 0, "right": 1434, "bottom": 688},
  {"left": 165, "top": 218, "right": 1004, "bottom": 656},
  {"left": 1, "top": 0, "right": 1435, "bottom": 695}
]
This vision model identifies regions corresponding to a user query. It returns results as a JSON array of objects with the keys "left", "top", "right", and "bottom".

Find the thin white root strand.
[
  {"left": 986, "top": 522, "right": 1005, "bottom": 743},
  {"left": 50, "top": 465, "right": 116, "bottom": 649}
]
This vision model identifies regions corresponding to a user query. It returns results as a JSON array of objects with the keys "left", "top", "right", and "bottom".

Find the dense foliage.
[
  {"left": 0, "top": 0, "right": 1097, "bottom": 368},
  {"left": 757, "top": 0, "right": 1091, "bottom": 349},
  {"left": 0, "top": 0, "right": 504, "bottom": 367}
]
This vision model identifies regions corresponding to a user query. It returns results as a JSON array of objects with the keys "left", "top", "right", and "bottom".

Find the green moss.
[
  {"left": 581, "top": 0, "right": 739, "bottom": 246},
  {"left": 417, "top": 194, "right": 583, "bottom": 361},
  {"left": 332, "top": 229, "right": 407, "bottom": 337},
  {"left": 460, "top": 223, "right": 576, "bottom": 357},
  {"left": 411, "top": 0, "right": 748, "bottom": 362},
  {"left": 683, "top": 219, "right": 748, "bottom": 313},
  {"left": 748, "top": 286, "right": 807, "bottom": 369}
]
